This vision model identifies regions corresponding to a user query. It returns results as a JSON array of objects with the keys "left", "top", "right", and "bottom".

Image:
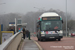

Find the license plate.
[
  {"left": 50, "top": 37, "right": 55, "bottom": 38},
  {"left": 48, "top": 31, "right": 56, "bottom": 34}
]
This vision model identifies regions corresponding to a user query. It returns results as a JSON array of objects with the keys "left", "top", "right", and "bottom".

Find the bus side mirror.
[
  {"left": 62, "top": 20, "right": 63, "bottom": 23},
  {"left": 39, "top": 21, "right": 41, "bottom": 25},
  {"left": 37, "top": 25, "right": 39, "bottom": 28}
]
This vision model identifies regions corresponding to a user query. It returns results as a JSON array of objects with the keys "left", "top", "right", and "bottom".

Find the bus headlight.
[
  {"left": 41, "top": 31, "right": 45, "bottom": 36},
  {"left": 41, "top": 31, "right": 45, "bottom": 34},
  {"left": 58, "top": 30, "right": 63, "bottom": 34},
  {"left": 41, "top": 34, "right": 45, "bottom": 36}
]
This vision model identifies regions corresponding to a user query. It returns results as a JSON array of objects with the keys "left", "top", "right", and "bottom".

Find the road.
[{"left": 32, "top": 37, "right": 75, "bottom": 50}]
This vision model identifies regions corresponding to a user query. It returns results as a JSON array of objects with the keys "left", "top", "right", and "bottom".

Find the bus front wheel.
[
  {"left": 58, "top": 38, "right": 61, "bottom": 41},
  {"left": 40, "top": 38, "right": 43, "bottom": 41},
  {"left": 38, "top": 38, "right": 40, "bottom": 41}
]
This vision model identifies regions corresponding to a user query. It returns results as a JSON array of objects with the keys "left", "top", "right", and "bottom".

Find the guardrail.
[{"left": 0, "top": 32, "right": 22, "bottom": 50}]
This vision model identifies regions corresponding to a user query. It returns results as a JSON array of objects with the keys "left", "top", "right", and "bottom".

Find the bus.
[{"left": 36, "top": 12, "right": 63, "bottom": 41}]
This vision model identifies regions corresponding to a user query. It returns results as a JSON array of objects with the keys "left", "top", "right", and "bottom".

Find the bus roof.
[
  {"left": 37, "top": 12, "right": 62, "bottom": 21},
  {"left": 40, "top": 12, "right": 59, "bottom": 18}
]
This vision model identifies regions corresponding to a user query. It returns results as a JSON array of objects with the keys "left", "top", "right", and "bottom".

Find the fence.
[{"left": 0, "top": 32, "right": 22, "bottom": 50}]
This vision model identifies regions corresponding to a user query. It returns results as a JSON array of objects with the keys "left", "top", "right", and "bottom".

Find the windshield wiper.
[
  {"left": 44, "top": 28, "right": 60, "bottom": 31},
  {"left": 48, "top": 28, "right": 60, "bottom": 31},
  {"left": 44, "top": 28, "right": 53, "bottom": 31}
]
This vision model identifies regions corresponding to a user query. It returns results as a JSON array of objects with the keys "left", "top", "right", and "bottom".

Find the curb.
[
  {"left": 32, "top": 39, "right": 43, "bottom": 50},
  {"left": 21, "top": 39, "right": 25, "bottom": 50},
  {"left": 63, "top": 36, "right": 75, "bottom": 38}
]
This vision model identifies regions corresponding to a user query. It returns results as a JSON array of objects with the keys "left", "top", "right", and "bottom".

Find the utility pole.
[
  {"left": 0, "top": 3, "right": 6, "bottom": 24},
  {"left": 34, "top": 16, "right": 35, "bottom": 33},
  {"left": 66, "top": 0, "right": 67, "bottom": 37},
  {"left": 15, "top": 18, "right": 17, "bottom": 33}
]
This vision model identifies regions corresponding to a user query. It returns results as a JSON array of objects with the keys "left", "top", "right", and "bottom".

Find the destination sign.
[{"left": 42, "top": 17, "right": 60, "bottom": 20}]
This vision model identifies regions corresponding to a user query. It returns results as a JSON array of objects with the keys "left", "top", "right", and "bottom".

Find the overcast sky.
[{"left": 0, "top": 0, "right": 75, "bottom": 16}]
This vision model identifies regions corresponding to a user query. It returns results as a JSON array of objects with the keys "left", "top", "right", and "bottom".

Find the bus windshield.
[{"left": 41, "top": 21, "right": 62, "bottom": 31}]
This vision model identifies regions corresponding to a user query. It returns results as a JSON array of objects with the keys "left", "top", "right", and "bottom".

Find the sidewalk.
[{"left": 22, "top": 38, "right": 39, "bottom": 50}]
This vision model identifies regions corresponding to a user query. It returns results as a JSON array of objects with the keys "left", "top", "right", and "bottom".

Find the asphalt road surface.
[{"left": 32, "top": 37, "right": 75, "bottom": 50}]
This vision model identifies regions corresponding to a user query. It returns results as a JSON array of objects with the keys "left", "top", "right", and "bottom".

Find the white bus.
[{"left": 36, "top": 12, "right": 63, "bottom": 41}]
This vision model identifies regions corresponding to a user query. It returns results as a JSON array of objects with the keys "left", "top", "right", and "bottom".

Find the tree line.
[{"left": 0, "top": 9, "right": 75, "bottom": 33}]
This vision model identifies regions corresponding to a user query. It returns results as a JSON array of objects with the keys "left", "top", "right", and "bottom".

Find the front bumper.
[{"left": 41, "top": 34, "right": 63, "bottom": 39}]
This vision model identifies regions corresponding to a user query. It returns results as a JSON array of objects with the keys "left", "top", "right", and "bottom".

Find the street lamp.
[
  {"left": 34, "top": 7, "right": 45, "bottom": 11},
  {"left": 66, "top": 0, "right": 67, "bottom": 37},
  {"left": 0, "top": 3, "right": 6, "bottom": 5},
  {"left": 0, "top": 3, "right": 6, "bottom": 24},
  {"left": 34, "top": 7, "right": 41, "bottom": 11}
]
